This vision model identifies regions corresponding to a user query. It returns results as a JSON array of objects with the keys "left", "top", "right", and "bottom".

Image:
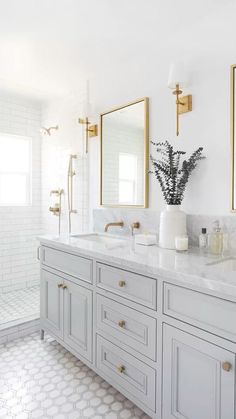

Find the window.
[
  {"left": 119, "top": 153, "right": 138, "bottom": 204},
  {"left": 0, "top": 133, "right": 32, "bottom": 206}
]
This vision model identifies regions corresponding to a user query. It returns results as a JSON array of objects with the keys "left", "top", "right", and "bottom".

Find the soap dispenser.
[{"left": 208, "top": 220, "right": 223, "bottom": 255}]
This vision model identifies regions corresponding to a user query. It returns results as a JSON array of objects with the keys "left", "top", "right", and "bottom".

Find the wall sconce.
[
  {"left": 168, "top": 62, "right": 192, "bottom": 136},
  {"left": 78, "top": 117, "right": 98, "bottom": 154},
  {"left": 40, "top": 125, "right": 59, "bottom": 136}
]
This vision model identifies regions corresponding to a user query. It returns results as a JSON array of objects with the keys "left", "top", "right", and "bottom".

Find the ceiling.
[{"left": 0, "top": 0, "right": 235, "bottom": 100}]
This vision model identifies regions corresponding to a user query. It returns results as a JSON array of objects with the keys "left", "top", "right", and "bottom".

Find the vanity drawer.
[
  {"left": 96, "top": 294, "right": 156, "bottom": 360},
  {"left": 96, "top": 335, "right": 156, "bottom": 412},
  {"left": 164, "top": 283, "right": 236, "bottom": 339},
  {"left": 42, "top": 246, "right": 92, "bottom": 284},
  {"left": 96, "top": 263, "right": 157, "bottom": 310}
]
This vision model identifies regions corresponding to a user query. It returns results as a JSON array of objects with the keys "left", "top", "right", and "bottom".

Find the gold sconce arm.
[{"left": 172, "top": 84, "right": 192, "bottom": 136}]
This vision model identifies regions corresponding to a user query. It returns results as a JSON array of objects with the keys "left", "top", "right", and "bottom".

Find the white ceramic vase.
[{"left": 159, "top": 205, "right": 187, "bottom": 250}]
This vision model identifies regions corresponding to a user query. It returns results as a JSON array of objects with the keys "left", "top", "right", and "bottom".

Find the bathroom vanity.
[{"left": 39, "top": 234, "right": 236, "bottom": 419}]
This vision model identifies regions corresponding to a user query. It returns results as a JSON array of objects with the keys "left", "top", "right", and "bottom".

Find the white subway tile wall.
[{"left": 0, "top": 92, "right": 42, "bottom": 294}]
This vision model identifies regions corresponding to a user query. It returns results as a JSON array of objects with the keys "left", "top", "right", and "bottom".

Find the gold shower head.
[{"left": 40, "top": 125, "right": 59, "bottom": 136}]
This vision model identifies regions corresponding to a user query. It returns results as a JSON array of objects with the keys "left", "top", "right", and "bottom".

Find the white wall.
[
  {"left": 0, "top": 92, "right": 42, "bottom": 293},
  {"left": 88, "top": 57, "right": 233, "bottom": 217},
  {"left": 39, "top": 2, "right": 236, "bottom": 225},
  {"left": 42, "top": 58, "right": 234, "bottom": 232}
]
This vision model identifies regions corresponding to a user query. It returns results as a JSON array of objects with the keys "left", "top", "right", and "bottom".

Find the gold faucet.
[
  {"left": 104, "top": 221, "right": 124, "bottom": 232},
  {"left": 130, "top": 222, "right": 140, "bottom": 236}
]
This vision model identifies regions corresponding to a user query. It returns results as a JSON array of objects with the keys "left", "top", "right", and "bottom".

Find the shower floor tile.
[
  {"left": 0, "top": 332, "right": 150, "bottom": 419},
  {"left": 0, "top": 286, "right": 40, "bottom": 327}
]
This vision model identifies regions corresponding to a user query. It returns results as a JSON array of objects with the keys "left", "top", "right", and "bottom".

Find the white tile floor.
[
  {"left": 0, "top": 286, "right": 40, "bottom": 327},
  {"left": 0, "top": 332, "right": 151, "bottom": 419}
]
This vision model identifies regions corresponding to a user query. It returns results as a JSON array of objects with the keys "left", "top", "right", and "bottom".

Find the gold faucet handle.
[
  {"left": 131, "top": 222, "right": 140, "bottom": 229},
  {"left": 130, "top": 222, "right": 140, "bottom": 236},
  {"left": 49, "top": 206, "right": 60, "bottom": 214}
]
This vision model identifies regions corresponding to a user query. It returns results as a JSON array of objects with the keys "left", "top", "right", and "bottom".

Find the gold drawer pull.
[
  {"left": 62, "top": 285, "right": 68, "bottom": 290},
  {"left": 118, "top": 320, "right": 125, "bottom": 328},
  {"left": 117, "top": 365, "right": 125, "bottom": 374},
  {"left": 118, "top": 280, "right": 126, "bottom": 288},
  {"left": 222, "top": 361, "right": 232, "bottom": 372},
  {"left": 57, "top": 283, "right": 63, "bottom": 288}
]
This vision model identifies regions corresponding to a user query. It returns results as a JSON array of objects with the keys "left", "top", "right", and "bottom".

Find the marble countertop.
[{"left": 38, "top": 233, "right": 236, "bottom": 299}]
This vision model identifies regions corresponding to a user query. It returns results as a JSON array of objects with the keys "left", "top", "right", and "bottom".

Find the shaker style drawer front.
[
  {"left": 42, "top": 246, "right": 92, "bottom": 283},
  {"left": 96, "top": 294, "right": 156, "bottom": 360},
  {"left": 164, "top": 283, "right": 236, "bottom": 339},
  {"left": 96, "top": 263, "right": 157, "bottom": 310},
  {"left": 96, "top": 335, "right": 156, "bottom": 412}
]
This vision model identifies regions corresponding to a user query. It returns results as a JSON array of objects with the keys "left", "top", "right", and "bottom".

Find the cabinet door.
[
  {"left": 163, "top": 324, "right": 235, "bottom": 419},
  {"left": 41, "top": 269, "right": 63, "bottom": 339},
  {"left": 63, "top": 280, "right": 92, "bottom": 362}
]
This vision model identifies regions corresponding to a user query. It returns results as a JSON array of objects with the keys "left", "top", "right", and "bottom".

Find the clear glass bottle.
[
  {"left": 199, "top": 228, "right": 208, "bottom": 252},
  {"left": 208, "top": 220, "right": 223, "bottom": 256}
]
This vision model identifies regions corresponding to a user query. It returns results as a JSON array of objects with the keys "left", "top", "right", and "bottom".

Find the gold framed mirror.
[
  {"left": 231, "top": 65, "right": 236, "bottom": 212},
  {"left": 100, "top": 98, "right": 149, "bottom": 208}
]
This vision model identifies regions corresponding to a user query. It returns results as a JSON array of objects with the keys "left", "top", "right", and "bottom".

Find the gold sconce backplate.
[
  {"left": 78, "top": 118, "right": 98, "bottom": 153},
  {"left": 178, "top": 95, "right": 192, "bottom": 115},
  {"left": 88, "top": 124, "right": 98, "bottom": 137}
]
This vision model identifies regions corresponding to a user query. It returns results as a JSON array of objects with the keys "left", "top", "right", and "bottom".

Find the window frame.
[{"left": 0, "top": 132, "right": 32, "bottom": 207}]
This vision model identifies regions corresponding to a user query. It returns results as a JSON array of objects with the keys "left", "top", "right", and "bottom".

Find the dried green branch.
[{"left": 150, "top": 140, "right": 205, "bottom": 205}]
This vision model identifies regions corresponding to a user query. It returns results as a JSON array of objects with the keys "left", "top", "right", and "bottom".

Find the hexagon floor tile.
[
  {"left": 0, "top": 332, "right": 151, "bottom": 419},
  {"left": 0, "top": 286, "right": 40, "bottom": 326}
]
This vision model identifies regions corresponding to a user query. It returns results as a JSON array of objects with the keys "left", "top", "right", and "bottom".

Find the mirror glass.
[
  {"left": 100, "top": 98, "right": 149, "bottom": 207},
  {"left": 231, "top": 65, "right": 236, "bottom": 211}
]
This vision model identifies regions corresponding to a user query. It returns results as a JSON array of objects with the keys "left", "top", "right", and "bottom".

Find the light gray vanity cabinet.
[
  {"left": 40, "top": 241, "right": 236, "bottom": 419},
  {"left": 41, "top": 269, "right": 64, "bottom": 340},
  {"left": 162, "top": 324, "right": 235, "bottom": 419},
  {"left": 96, "top": 334, "right": 156, "bottom": 412},
  {"left": 40, "top": 266, "right": 92, "bottom": 363},
  {"left": 96, "top": 294, "right": 157, "bottom": 360},
  {"left": 96, "top": 262, "right": 157, "bottom": 309},
  {"left": 41, "top": 246, "right": 93, "bottom": 284},
  {"left": 63, "top": 279, "right": 92, "bottom": 362}
]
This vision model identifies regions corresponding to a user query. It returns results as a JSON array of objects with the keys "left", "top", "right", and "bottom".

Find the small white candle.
[{"left": 175, "top": 236, "right": 188, "bottom": 252}]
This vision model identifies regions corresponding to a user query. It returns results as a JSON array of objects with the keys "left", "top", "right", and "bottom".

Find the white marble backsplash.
[{"left": 93, "top": 209, "right": 236, "bottom": 251}]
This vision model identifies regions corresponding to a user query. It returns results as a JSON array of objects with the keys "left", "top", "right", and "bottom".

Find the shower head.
[{"left": 40, "top": 125, "right": 59, "bottom": 136}]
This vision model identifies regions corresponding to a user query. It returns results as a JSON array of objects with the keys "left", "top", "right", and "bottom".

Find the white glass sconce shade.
[{"left": 168, "top": 62, "right": 188, "bottom": 89}]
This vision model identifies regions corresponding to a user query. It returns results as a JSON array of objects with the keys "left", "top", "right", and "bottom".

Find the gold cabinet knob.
[
  {"left": 62, "top": 285, "right": 68, "bottom": 290},
  {"left": 117, "top": 365, "right": 125, "bottom": 374},
  {"left": 57, "top": 283, "right": 63, "bottom": 288},
  {"left": 118, "top": 320, "right": 125, "bottom": 328},
  {"left": 118, "top": 280, "right": 126, "bottom": 288},
  {"left": 222, "top": 361, "right": 232, "bottom": 372}
]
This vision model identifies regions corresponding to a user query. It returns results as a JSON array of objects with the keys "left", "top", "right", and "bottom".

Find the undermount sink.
[
  {"left": 70, "top": 233, "right": 128, "bottom": 248},
  {"left": 206, "top": 258, "right": 236, "bottom": 271}
]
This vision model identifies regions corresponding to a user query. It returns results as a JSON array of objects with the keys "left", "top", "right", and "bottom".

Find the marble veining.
[
  {"left": 93, "top": 209, "right": 236, "bottom": 251},
  {"left": 39, "top": 233, "right": 236, "bottom": 299}
]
